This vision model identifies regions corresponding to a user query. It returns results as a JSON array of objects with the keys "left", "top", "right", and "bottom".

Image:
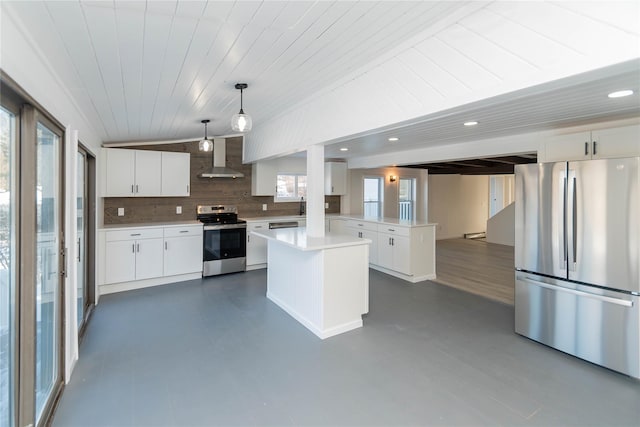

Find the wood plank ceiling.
[
  {"left": 4, "top": 0, "right": 467, "bottom": 142},
  {"left": 3, "top": 1, "right": 639, "bottom": 167}
]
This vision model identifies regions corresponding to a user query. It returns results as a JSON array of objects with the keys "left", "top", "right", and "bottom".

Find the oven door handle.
[{"left": 203, "top": 223, "right": 247, "bottom": 231}]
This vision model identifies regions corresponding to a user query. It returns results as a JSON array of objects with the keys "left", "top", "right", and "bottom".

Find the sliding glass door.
[
  {"left": 0, "top": 104, "right": 17, "bottom": 427},
  {"left": 76, "top": 149, "right": 87, "bottom": 329},
  {"left": 2, "top": 75, "right": 66, "bottom": 427},
  {"left": 34, "top": 120, "right": 63, "bottom": 424}
]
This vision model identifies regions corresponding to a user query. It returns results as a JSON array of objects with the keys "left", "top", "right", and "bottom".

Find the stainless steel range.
[{"left": 197, "top": 205, "right": 246, "bottom": 276}]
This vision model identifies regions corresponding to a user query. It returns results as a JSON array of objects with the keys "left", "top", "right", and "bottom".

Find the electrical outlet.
[
  {"left": 262, "top": 204, "right": 268, "bottom": 211},
  {"left": 176, "top": 206, "right": 182, "bottom": 214},
  {"left": 117, "top": 208, "right": 124, "bottom": 217},
  {"left": 325, "top": 202, "right": 329, "bottom": 209}
]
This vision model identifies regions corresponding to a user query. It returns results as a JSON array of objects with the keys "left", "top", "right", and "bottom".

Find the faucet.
[{"left": 299, "top": 197, "right": 305, "bottom": 216}]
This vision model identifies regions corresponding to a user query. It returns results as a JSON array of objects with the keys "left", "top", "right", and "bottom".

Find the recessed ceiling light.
[
  {"left": 464, "top": 121, "right": 478, "bottom": 126},
  {"left": 608, "top": 90, "right": 634, "bottom": 98},
  {"left": 388, "top": 137, "right": 399, "bottom": 142},
  {"left": 340, "top": 147, "right": 348, "bottom": 152}
]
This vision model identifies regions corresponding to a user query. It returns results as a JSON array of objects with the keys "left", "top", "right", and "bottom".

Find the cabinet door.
[
  {"left": 377, "top": 233, "right": 394, "bottom": 270},
  {"left": 325, "top": 162, "right": 347, "bottom": 195},
  {"left": 392, "top": 235, "right": 411, "bottom": 275},
  {"left": 361, "top": 229, "right": 378, "bottom": 265},
  {"left": 542, "top": 132, "right": 591, "bottom": 162},
  {"left": 135, "top": 238, "right": 164, "bottom": 280},
  {"left": 247, "top": 222, "right": 269, "bottom": 266},
  {"left": 251, "top": 161, "right": 277, "bottom": 195},
  {"left": 592, "top": 125, "right": 640, "bottom": 159},
  {"left": 135, "top": 150, "right": 162, "bottom": 196},
  {"left": 164, "top": 235, "right": 203, "bottom": 276},
  {"left": 161, "top": 152, "right": 190, "bottom": 196},
  {"left": 105, "top": 149, "right": 135, "bottom": 196},
  {"left": 104, "top": 240, "right": 136, "bottom": 284}
]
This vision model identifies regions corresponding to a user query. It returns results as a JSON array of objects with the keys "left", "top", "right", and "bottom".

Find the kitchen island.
[{"left": 252, "top": 227, "right": 370, "bottom": 339}]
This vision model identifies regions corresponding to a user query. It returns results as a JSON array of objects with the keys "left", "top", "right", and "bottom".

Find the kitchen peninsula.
[{"left": 252, "top": 227, "right": 370, "bottom": 339}]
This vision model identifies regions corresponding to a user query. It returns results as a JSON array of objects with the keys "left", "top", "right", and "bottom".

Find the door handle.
[
  {"left": 521, "top": 278, "right": 633, "bottom": 307},
  {"left": 77, "top": 238, "right": 81, "bottom": 262},
  {"left": 572, "top": 176, "right": 577, "bottom": 268}
]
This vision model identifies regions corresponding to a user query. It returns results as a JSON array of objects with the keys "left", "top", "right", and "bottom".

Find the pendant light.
[
  {"left": 231, "top": 83, "right": 252, "bottom": 132},
  {"left": 199, "top": 119, "right": 213, "bottom": 152}
]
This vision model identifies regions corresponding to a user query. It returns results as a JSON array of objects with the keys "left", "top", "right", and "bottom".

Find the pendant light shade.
[
  {"left": 231, "top": 83, "right": 252, "bottom": 132},
  {"left": 199, "top": 119, "right": 213, "bottom": 152}
]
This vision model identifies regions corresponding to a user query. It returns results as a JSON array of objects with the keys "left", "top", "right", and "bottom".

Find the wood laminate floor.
[{"left": 434, "top": 238, "right": 515, "bottom": 305}]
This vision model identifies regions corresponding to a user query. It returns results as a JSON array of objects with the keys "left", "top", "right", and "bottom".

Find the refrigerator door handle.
[
  {"left": 567, "top": 171, "right": 577, "bottom": 271},
  {"left": 521, "top": 278, "right": 633, "bottom": 307},
  {"left": 559, "top": 176, "right": 567, "bottom": 270}
]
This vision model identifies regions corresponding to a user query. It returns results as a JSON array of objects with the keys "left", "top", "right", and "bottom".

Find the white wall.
[
  {"left": 428, "top": 175, "right": 489, "bottom": 240},
  {"left": 486, "top": 202, "right": 515, "bottom": 246},
  {"left": 345, "top": 167, "right": 428, "bottom": 221}
]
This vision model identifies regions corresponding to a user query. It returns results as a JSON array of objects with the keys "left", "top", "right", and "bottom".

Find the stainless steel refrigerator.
[{"left": 515, "top": 157, "right": 639, "bottom": 378}]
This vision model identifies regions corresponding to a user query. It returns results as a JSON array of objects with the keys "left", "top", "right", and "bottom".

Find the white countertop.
[
  {"left": 252, "top": 227, "right": 371, "bottom": 251},
  {"left": 240, "top": 215, "right": 307, "bottom": 222},
  {"left": 336, "top": 214, "right": 437, "bottom": 227},
  {"left": 100, "top": 220, "right": 202, "bottom": 231}
]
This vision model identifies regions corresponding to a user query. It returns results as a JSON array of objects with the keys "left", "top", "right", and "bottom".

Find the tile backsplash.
[{"left": 103, "top": 137, "right": 340, "bottom": 224}]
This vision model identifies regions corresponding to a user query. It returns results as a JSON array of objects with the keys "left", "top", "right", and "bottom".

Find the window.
[
  {"left": 275, "top": 174, "right": 306, "bottom": 202},
  {"left": 363, "top": 177, "right": 383, "bottom": 218},
  {"left": 399, "top": 178, "right": 415, "bottom": 221}
]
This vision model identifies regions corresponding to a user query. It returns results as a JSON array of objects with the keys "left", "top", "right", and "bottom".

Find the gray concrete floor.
[{"left": 53, "top": 270, "right": 640, "bottom": 426}]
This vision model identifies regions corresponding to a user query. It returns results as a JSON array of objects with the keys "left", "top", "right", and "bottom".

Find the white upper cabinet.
[
  {"left": 591, "top": 125, "right": 640, "bottom": 160},
  {"left": 104, "top": 148, "right": 190, "bottom": 197},
  {"left": 161, "top": 152, "right": 191, "bottom": 196},
  {"left": 134, "top": 150, "right": 162, "bottom": 196},
  {"left": 324, "top": 162, "right": 347, "bottom": 195},
  {"left": 105, "top": 148, "right": 136, "bottom": 196},
  {"left": 251, "top": 161, "right": 277, "bottom": 196},
  {"left": 541, "top": 124, "right": 640, "bottom": 162}
]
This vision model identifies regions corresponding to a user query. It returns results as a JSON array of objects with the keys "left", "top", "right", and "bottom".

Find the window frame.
[
  {"left": 363, "top": 176, "right": 384, "bottom": 219},
  {"left": 398, "top": 177, "right": 416, "bottom": 221},
  {"left": 274, "top": 173, "right": 307, "bottom": 203}
]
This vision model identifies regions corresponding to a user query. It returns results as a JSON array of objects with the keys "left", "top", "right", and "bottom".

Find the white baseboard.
[
  {"left": 369, "top": 265, "right": 436, "bottom": 283},
  {"left": 246, "top": 263, "right": 266, "bottom": 271},
  {"left": 99, "top": 272, "right": 202, "bottom": 296}
]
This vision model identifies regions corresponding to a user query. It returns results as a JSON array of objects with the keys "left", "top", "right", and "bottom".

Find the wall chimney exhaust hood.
[{"left": 199, "top": 138, "right": 244, "bottom": 178}]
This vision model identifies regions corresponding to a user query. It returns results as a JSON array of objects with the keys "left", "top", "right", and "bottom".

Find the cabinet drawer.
[
  {"left": 164, "top": 225, "right": 202, "bottom": 237},
  {"left": 346, "top": 220, "right": 378, "bottom": 232},
  {"left": 248, "top": 222, "right": 269, "bottom": 232},
  {"left": 377, "top": 225, "right": 410, "bottom": 237},
  {"left": 106, "top": 228, "right": 164, "bottom": 242}
]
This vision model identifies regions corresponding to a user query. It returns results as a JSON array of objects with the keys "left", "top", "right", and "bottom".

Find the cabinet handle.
[
  {"left": 584, "top": 142, "right": 589, "bottom": 156},
  {"left": 179, "top": 230, "right": 189, "bottom": 233},
  {"left": 332, "top": 186, "right": 334, "bottom": 193},
  {"left": 131, "top": 184, "right": 134, "bottom": 193},
  {"left": 392, "top": 237, "right": 394, "bottom": 246},
  {"left": 388, "top": 228, "right": 395, "bottom": 232},
  {"left": 130, "top": 233, "right": 141, "bottom": 236},
  {"left": 593, "top": 140, "right": 597, "bottom": 155},
  {"left": 255, "top": 225, "right": 262, "bottom": 229},
  {"left": 136, "top": 243, "right": 140, "bottom": 252},
  {"left": 136, "top": 184, "right": 139, "bottom": 193},
  {"left": 77, "top": 238, "right": 81, "bottom": 262},
  {"left": 165, "top": 242, "right": 168, "bottom": 250},
  {"left": 132, "top": 243, "right": 135, "bottom": 253},
  {"left": 358, "top": 223, "right": 363, "bottom": 227},
  {"left": 187, "top": 184, "right": 189, "bottom": 193}
]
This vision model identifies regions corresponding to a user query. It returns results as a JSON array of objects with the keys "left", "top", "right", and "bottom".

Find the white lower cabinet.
[
  {"left": 340, "top": 218, "right": 436, "bottom": 283},
  {"left": 346, "top": 221, "right": 379, "bottom": 265},
  {"left": 104, "top": 227, "right": 164, "bottom": 284},
  {"left": 377, "top": 232, "right": 410, "bottom": 275},
  {"left": 101, "top": 224, "right": 203, "bottom": 292},
  {"left": 246, "top": 222, "right": 269, "bottom": 269},
  {"left": 163, "top": 226, "right": 203, "bottom": 276}
]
